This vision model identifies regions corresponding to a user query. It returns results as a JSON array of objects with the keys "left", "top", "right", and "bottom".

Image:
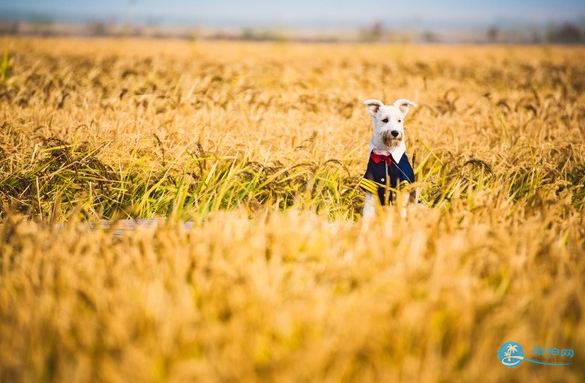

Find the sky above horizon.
[{"left": 1, "top": 0, "right": 584, "bottom": 30}]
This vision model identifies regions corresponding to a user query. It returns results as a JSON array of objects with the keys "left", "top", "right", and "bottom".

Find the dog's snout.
[{"left": 391, "top": 130, "right": 399, "bottom": 138}]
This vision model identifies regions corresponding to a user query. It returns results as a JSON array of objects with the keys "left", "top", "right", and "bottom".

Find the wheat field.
[{"left": 0, "top": 37, "right": 584, "bottom": 382}]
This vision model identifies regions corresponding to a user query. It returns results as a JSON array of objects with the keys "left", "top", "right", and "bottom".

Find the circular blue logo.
[{"left": 498, "top": 341, "right": 524, "bottom": 368}]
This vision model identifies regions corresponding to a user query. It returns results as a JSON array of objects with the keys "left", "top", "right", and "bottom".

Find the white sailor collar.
[{"left": 372, "top": 141, "right": 406, "bottom": 163}]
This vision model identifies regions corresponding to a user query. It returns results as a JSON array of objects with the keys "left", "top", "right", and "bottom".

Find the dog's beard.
[{"left": 381, "top": 131, "right": 402, "bottom": 147}]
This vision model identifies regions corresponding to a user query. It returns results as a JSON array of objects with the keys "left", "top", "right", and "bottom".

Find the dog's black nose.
[{"left": 391, "top": 130, "right": 399, "bottom": 138}]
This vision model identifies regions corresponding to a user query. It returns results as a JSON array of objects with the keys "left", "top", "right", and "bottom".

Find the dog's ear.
[
  {"left": 363, "top": 99, "right": 384, "bottom": 117},
  {"left": 394, "top": 99, "right": 417, "bottom": 116}
]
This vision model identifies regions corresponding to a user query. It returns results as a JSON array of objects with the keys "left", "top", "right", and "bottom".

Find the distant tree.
[
  {"left": 487, "top": 26, "right": 499, "bottom": 43},
  {"left": 421, "top": 30, "right": 439, "bottom": 43},
  {"left": 241, "top": 28, "right": 257, "bottom": 41},
  {"left": 370, "top": 21, "right": 383, "bottom": 40},
  {"left": 30, "top": 13, "right": 54, "bottom": 26},
  {"left": 0, "top": 21, "right": 20, "bottom": 35},
  {"left": 87, "top": 21, "right": 108, "bottom": 36},
  {"left": 30, "top": 12, "right": 54, "bottom": 36},
  {"left": 360, "top": 21, "right": 384, "bottom": 42},
  {"left": 548, "top": 23, "right": 583, "bottom": 44},
  {"left": 529, "top": 27, "right": 543, "bottom": 44}
]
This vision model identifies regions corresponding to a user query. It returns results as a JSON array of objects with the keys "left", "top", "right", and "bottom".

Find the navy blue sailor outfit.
[{"left": 360, "top": 151, "right": 415, "bottom": 205}]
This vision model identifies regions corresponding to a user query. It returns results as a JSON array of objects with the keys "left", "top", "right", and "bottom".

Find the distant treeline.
[{"left": 0, "top": 19, "right": 584, "bottom": 44}]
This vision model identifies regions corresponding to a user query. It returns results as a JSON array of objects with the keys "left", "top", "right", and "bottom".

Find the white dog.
[{"left": 360, "top": 98, "right": 418, "bottom": 218}]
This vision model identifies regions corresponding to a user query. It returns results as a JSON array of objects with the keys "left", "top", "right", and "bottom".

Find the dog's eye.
[
  {"left": 382, "top": 118, "right": 389, "bottom": 123},
  {"left": 398, "top": 119, "right": 402, "bottom": 123}
]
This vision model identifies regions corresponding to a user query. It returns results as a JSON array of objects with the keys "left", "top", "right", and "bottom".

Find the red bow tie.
[{"left": 370, "top": 152, "right": 393, "bottom": 165}]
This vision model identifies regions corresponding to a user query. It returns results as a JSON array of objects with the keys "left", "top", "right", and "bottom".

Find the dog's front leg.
[
  {"left": 399, "top": 188, "right": 419, "bottom": 218},
  {"left": 363, "top": 192, "right": 377, "bottom": 218}
]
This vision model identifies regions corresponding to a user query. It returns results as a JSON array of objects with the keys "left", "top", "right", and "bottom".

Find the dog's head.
[{"left": 363, "top": 98, "right": 417, "bottom": 150}]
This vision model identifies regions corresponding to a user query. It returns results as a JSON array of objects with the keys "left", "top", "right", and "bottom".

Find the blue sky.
[{"left": 1, "top": 0, "right": 584, "bottom": 29}]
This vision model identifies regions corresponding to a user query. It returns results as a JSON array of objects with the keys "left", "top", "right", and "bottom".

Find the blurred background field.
[
  {"left": 1, "top": 3, "right": 585, "bottom": 381},
  {"left": 0, "top": 39, "right": 584, "bottom": 219}
]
